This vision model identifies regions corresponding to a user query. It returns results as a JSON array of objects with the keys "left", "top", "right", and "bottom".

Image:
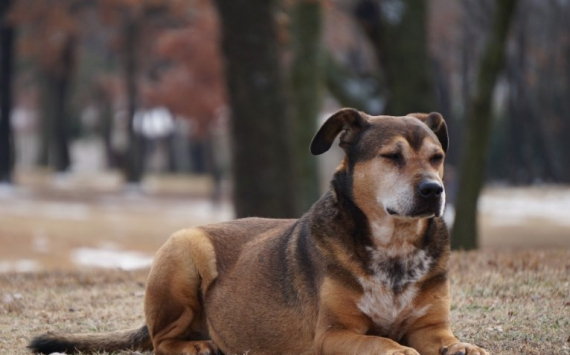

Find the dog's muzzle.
[{"left": 411, "top": 179, "right": 444, "bottom": 217}]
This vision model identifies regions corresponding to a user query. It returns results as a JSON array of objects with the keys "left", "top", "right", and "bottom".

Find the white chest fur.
[{"left": 357, "top": 245, "right": 433, "bottom": 338}]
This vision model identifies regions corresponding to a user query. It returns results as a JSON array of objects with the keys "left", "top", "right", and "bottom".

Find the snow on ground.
[
  {"left": 71, "top": 247, "right": 154, "bottom": 270},
  {"left": 479, "top": 187, "right": 570, "bottom": 227}
]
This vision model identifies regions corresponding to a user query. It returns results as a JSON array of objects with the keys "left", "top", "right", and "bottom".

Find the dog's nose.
[{"left": 418, "top": 180, "right": 443, "bottom": 199}]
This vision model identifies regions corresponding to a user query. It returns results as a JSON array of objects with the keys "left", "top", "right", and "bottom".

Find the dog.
[{"left": 29, "top": 109, "right": 488, "bottom": 355}]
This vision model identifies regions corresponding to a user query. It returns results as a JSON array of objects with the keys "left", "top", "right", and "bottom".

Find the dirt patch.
[{"left": 1, "top": 250, "right": 569, "bottom": 354}]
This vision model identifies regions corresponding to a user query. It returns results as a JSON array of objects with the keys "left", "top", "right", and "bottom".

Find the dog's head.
[{"left": 311, "top": 108, "right": 448, "bottom": 219}]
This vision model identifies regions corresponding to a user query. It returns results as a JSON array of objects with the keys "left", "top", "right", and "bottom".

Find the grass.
[{"left": 1, "top": 249, "right": 569, "bottom": 355}]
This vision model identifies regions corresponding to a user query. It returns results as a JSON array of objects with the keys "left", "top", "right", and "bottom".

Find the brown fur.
[{"left": 28, "top": 108, "right": 488, "bottom": 355}]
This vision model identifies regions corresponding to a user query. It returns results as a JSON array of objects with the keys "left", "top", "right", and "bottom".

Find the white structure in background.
[
  {"left": 133, "top": 107, "right": 176, "bottom": 172},
  {"left": 133, "top": 107, "right": 174, "bottom": 139}
]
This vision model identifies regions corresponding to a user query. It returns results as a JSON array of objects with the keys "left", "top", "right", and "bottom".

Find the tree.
[
  {"left": 451, "top": 0, "right": 518, "bottom": 250},
  {"left": 149, "top": 2, "right": 225, "bottom": 132},
  {"left": 98, "top": 0, "right": 193, "bottom": 184},
  {"left": 0, "top": 0, "right": 15, "bottom": 183},
  {"left": 290, "top": 0, "right": 323, "bottom": 213},
  {"left": 355, "top": 0, "right": 436, "bottom": 115},
  {"left": 38, "top": 34, "right": 76, "bottom": 172},
  {"left": 11, "top": 0, "right": 82, "bottom": 172},
  {"left": 121, "top": 7, "right": 145, "bottom": 184},
  {"left": 214, "top": 0, "right": 298, "bottom": 218}
]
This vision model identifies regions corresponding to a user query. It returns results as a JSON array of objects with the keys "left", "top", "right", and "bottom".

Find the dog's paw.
[
  {"left": 387, "top": 346, "right": 420, "bottom": 355},
  {"left": 440, "top": 342, "right": 489, "bottom": 355},
  {"left": 179, "top": 340, "right": 219, "bottom": 355}
]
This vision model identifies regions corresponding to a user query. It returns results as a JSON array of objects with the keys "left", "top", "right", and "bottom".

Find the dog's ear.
[
  {"left": 310, "top": 108, "right": 369, "bottom": 155},
  {"left": 408, "top": 112, "right": 449, "bottom": 153}
]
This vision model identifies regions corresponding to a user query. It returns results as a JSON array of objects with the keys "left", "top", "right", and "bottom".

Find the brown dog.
[{"left": 29, "top": 109, "right": 488, "bottom": 355}]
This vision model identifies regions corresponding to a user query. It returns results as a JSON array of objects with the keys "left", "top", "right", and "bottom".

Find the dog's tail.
[{"left": 27, "top": 325, "right": 152, "bottom": 354}]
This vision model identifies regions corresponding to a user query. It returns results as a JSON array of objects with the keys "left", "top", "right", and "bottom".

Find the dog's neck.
[{"left": 367, "top": 215, "right": 428, "bottom": 248}]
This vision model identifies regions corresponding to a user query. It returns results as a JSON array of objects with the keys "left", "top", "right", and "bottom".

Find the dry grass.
[{"left": 1, "top": 249, "right": 569, "bottom": 355}]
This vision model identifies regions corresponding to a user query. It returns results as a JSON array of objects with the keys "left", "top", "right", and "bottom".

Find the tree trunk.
[
  {"left": 355, "top": 0, "right": 435, "bottom": 115},
  {"left": 291, "top": 0, "right": 323, "bottom": 213},
  {"left": 51, "top": 36, "right": 75, "bottom": 172},
  {"left": 451, "top": 0, "right": 518, "bottom": 250},
  {"left": 123, "top": 13, "right": 145, "bottom": 184},
  {"left": 38, "top": 35, "right": 75, "bottom": 172},
  {"left": 214, "top": 0, "right": 298, "bottom": 218},
  {"left": 0, "top": 0, "right": 14, "bottom": 183}
]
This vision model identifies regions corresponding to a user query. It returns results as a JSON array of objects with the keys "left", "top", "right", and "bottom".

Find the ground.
[
  {"left": 1, "top": 171, "right": 569, "bottom": 354},
  {"left": 2, "top": 250, "right": 569, "bottom": 355}
]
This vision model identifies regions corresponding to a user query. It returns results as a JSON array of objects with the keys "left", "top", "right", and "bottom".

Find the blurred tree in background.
[
  {"left": 97, "top": 0, "right": 190, "bottom": 184},
  {"left": 452, "top": 0, "right": 519, "bottom": 249},
  {"left": 214, "top": 0, "right": 298, "bottom": 218},
  {"left": 291, "top": 0, "right": 324, "bottom": 213},
  {"left": 11, "top": 0, "right": 83, "bottom": 172},
  {"left": 0, "top": 0, "right": 14, "bottom": 183},
  {"left": 354, "top": 0, "right": 435, "bottom": 115}
]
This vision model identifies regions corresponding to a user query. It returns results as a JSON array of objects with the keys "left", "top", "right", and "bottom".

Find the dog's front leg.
[
  {"left": 315, "top": 329, "right": 419, "bottom": 355},
  {"left": 405, "top": 322, "right": 488, "bottom": 355},
  {"left": 316, "top": 278, "right": 419, "bottom": 355},
  {"left": 403, "top": 281, "right": 488, "bottom": 355}
]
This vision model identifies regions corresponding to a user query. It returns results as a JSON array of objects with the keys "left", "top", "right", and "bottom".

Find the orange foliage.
[{"left": 146, "top": 1, "right": 226, "bottom": 135}]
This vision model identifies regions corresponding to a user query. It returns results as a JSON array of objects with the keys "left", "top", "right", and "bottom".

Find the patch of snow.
[
  {"left": 479, "top": 189, "right": 570, "bottom": 226},
  {"left": 0, "top": 201, "right": 91, "bottom": 220},
  {"left": 71, "top": 247, "right": 153, "bottom": 270},
  {"left": 0, "top": 259, "right": 39, "bottom": 273},
  {"left": 168, "top": 200, "right": 234, "bottom": 222},
  {"left": 0, "top": 183, "right": 16, "bottom": 198}
]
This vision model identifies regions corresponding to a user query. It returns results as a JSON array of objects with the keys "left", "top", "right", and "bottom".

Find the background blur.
[{"left": 0, "top": 0, "right": 569, "bottom": 272}]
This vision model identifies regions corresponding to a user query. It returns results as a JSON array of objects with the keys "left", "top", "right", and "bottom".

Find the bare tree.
[
  {"left": 0, "top": 0, "right": 14, "bottom": 183},
  {"left": 214, "top": 0, "right": 298, "bottom": 218},
  {"left": 291, "top": 0, "right": 323, "bottom": 213},
  {"left": 451, "top": 0, "right": 518, "bottom": 250}
]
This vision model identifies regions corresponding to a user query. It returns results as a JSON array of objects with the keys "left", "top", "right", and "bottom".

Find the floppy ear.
[
  {"left": 408, "top": 112, "right": 449, "bottom": 153},
  {"left": 310, "top": 108, "right": 369, "bottom": 155}
]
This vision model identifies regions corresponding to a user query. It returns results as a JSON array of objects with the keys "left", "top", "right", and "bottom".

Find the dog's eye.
[
  {"left": 430, "top": 154, "right": 444, "bottom": 164},
  {"left": 381, "top": 152, "right": 403, "bottom": 163}
]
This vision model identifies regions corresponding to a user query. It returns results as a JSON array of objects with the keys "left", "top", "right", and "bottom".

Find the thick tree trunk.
[
  {"left": 0, "top": 0, "right": 14, "bottom": 183},
  {"left": 291, "top": 0, "right": 323, "bottom": 213},
  {"left": 355, "top": 0, "right": 435, "bottom": 115},
  {"left": 123, "top": 14, "right": 145, "bottom": 184},
  {"left": 215, "top": 0, "right": 298, "bottom": 218},
  {"left": 451, "top": 0, "right": 518, "bottom": 250}
]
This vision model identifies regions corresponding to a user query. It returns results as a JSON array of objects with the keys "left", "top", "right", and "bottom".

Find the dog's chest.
[{"left": 357, "top": 246, "right": 432, "bottom": 337}]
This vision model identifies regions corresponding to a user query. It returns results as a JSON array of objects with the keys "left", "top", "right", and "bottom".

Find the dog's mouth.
[
  {"left": 386, "top": 208, "right": 399, "bottom": 216},
  {"left": 385, "top": 203, "right": 442, "bottom": 219}
]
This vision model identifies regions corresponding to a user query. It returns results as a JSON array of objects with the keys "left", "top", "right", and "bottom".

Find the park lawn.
[{"left": 1, "top": 249, "right": 569, "bottom": 355}]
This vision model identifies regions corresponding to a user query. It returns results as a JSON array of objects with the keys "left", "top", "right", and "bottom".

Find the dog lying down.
[{"left": 29, "top": 109, "right": 488, "bottom": 355}]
